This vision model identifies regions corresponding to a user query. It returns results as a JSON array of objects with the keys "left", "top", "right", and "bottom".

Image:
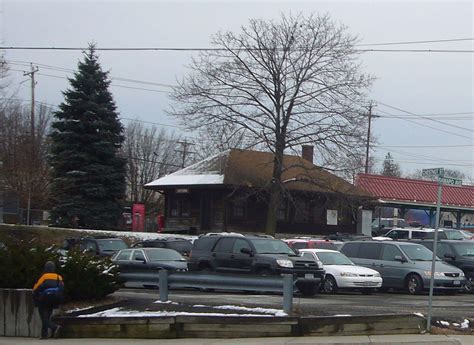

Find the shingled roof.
[
  {"left": 146, "top": 149, "right": 370, "bottom": 197},
  {"left": 356, "top": 173, "right": 474, "bottom": 210}
]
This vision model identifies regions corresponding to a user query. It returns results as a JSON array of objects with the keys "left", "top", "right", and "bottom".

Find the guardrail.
[{"left": 158, "top": 270, "right": 294, "bottom": 313}]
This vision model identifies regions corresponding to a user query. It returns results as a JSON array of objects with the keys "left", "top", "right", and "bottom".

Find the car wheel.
[
  {"left": 323, "top": 275, "right": 338, "bottom": 294},
  {"left": 406, "top": 274, "right": 423, "bottom": 295},
  {"left": 462, "top": 278, "right": 473, "bottom": 294}
]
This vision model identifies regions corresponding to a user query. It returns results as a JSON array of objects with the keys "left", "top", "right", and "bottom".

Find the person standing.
[{"left": 33, "top": 261, "right": 64, "bottom": 339}]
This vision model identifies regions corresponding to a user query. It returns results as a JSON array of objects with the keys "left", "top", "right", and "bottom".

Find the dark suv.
[
  {"left": 188, "top": 233, "right": 325, "bottom": 296},
  {"left": 412, "top": 240, "right": 474, "bottom": 293},
  {"left": 63, "top": 236, "right": 128, "bottom": 257},
  {"left": 132, "top": 238, "right": 193, "bottom": 257}
]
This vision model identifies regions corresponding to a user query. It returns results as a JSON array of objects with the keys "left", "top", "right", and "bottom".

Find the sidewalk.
[{"left": 0, "top": 335, "right": 472, "bottom": 345}]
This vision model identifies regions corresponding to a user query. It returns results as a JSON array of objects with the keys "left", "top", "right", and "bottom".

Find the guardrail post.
[
  {"left": 159, "top": 269, "right": 169, "bottom": 302},
  {"left": 282, "top": 274, "right": 293, "bottom": 314}
]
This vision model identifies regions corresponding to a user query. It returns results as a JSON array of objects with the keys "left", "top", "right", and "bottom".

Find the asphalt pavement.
[{"left": 1, "top": 335, "right": 473, "bottom": 345}]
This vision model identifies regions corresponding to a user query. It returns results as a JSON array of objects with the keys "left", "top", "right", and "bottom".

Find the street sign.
[
  {"left": 422, "top": 168, "right": 444, "bottom": 177},
  {"left": 440, "top": 177, "right": 462, "bottom": 186}
]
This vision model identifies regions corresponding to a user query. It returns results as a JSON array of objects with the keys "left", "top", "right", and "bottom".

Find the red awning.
[{"left": 356, "top": 174, "right": 474, "bottom": 209}]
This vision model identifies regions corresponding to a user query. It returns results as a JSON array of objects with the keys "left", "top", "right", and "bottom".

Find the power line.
[
  {"left": 376, "top": 144, "right": 473, "bottom": 148},
  {"left": 374, "top": 107, "right": 473, "bottom": 140},
  {"left": 1, "top": 46, "right": 474, "bottom": 53},
  {"left": 356, "top": 37, "right": 474, "bottom": 46},
  {"left": 377, "top": 102, "right": 473, "bottom": 133}
]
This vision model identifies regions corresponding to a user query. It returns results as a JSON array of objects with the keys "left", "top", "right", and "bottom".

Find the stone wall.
[{"left": 0, "top": 289, "right": 41, "bottom": 337}]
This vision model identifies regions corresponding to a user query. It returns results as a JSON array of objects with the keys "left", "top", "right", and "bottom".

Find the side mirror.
[
  {"left": 394, "top": 255, "right": 407, "bottom": 263},
  {"left": 135, "top": 257, "right": 146, "bottom": 263},
  {"left": 293, "top": 248, "right": 300, "bottom": 256},
  {"left": 240, "top": 247, "right": 253, "bottom": 256},
  {"left": 444, "top": 253, "right": 455, "bottom": 260}
]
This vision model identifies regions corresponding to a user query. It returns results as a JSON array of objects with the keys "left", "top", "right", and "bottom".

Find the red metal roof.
[{"left": 356, "top": 174, "right": 474, "bottom": 209}]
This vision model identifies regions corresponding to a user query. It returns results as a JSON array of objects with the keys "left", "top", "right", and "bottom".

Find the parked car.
[
  {"left": 324, "top": 233, "right": 372, "bottom": 242},
  {"left": 412, "top": 240, "right": 474, "bottom": 293},
  {"left": 284, "top": 238, "right": 342, "bottom": 251},
  {"left": 299, "top": 249, "right": 382, "bottom": 294},
  {"left": 372, "top": 218, "right": 408, "bottom": 236},
  {"left": 189, "top": 233, "right": 325, "bottom": 296},
  {"left": 132, "top": 238, "right": 193, "bottom": 257},
  {"left": 383, "top": 228, "right": 449, "bottom": 240},
  {"left": 63, "top": 236, "right": 129, "bottom": 257},
  {"left": 340, "top": 241, "right": 465, "bottom": 294},
  {"left": 438, "top": 229, "right": 474, "bottom": 240},
  {"left": 112, "top": 248, "right": 188, "bottom": 288}
]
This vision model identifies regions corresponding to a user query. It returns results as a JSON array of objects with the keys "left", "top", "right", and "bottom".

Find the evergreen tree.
[
  {"left": 381, "top": 152, "right": 401, "bottom": 177},
  {"left": 49, "top": 45, "right": 126, "bottom": 229}
]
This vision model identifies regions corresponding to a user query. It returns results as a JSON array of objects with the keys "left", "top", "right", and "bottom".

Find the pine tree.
[
  {"left": 49, "top": 45, "right": 126, "bottom": 229},
  {"left": 381, "top": 152, "right": 401, "bottom": 177}
]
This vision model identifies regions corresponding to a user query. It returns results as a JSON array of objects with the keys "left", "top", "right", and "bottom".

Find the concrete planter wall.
[
  {"left": 0, "top": 289, "right": 41, "bottom": 337},
  {"left": 56, "top": 313, "right": 426, "bottom": 339}
]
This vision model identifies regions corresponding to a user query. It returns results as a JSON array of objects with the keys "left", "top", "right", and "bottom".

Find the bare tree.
[
  {"left": 170, "top": 13, "right": 372, "bottom": 235},
  {"left": 122, "top": 121, "right": 181, "bottom": 207},
  {"left": 0, "top": 102, "right": 52, "bottom": 213}
]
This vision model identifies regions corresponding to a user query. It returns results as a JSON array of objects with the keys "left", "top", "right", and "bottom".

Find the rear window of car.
[
  {"left": 340, "top": 242, "right": 360, "bottom": 257},
  {"left": 311, "top": 242, "right": 338, "bottom": 250},
  {"left": 193, "top": 237, "right": 219, "bottom": 251},
  {"left": 358, "top": 243, "right": 382, "bottom": 260},
  {"left": 167, "top": 240, "right": 192, "bottom": 252},
  {"left": 290, "top": 242, "right": 309, "bottom": 250}
]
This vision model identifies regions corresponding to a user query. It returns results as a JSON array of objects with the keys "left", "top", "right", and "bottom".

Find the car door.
[
  {"left": 229, "top": 238, "right": 254, "bottom": 273},
  {"left": 379, "top": 244, "right": 408, "bottom": 288},
  {"left": 114, "top": 249, "right": 133, "bottom": 282},
  {"left": 355, "top": 243, "right": 383, "bottom": 270},
  {"left": 128, "top": 249, "right": 150, "bottom": 286},
  {"left": 212, "top": 237, "right": 235, "bottom": 272}
]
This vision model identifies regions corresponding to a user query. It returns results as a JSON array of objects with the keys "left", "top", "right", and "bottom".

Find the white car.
[{"left": 299, "top": 249, "right": 383, "bottom": 294}]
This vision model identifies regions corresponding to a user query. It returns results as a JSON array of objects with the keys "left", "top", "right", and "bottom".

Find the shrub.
[{"left": 0, "top": 239, "right": 121, "bottom": 301}]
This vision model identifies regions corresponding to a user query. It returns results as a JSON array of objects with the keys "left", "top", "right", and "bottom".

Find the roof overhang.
[{"left": 376, "top": 199, "right": 474, "bottom": 213}]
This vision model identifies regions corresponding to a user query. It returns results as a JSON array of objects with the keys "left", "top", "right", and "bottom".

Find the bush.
[{"left": 0, "top": 239, "right": 121, "bottom": 301}]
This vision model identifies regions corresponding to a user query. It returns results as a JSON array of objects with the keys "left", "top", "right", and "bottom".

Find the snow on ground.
[
  {"left": 77, "top": 307, "right": 281, "bottom": 318},
  {"left": 461, "top": 319, "right": 470, "bottom": 329},
  {"left": 66, "top": 306, "right": 96, "bottom": 313},
  {"left": 413, "top": 312, "right": 424, "bottom": 318},
  {"left": 212, "top": 305, "right": 287, "bottom": 316},
  {"left": 439, "top": 320, "right": 450, "bottom": 326}
]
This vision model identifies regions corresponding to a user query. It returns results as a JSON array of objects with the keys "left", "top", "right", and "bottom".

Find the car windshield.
[
  {"left": 97, "top": 239, "right": 128, "bottom": 252},
  {"left": 146, "top": 248, "right": 185, "bottom": 261},
  {"left": 444, "top": 230, "right": 466, "bottom": 240},
  {"left": 452, "top": 243, "right": 474, "bottom": 257},
  {"left": 250, "top": 239, "right": 295, "bottom": 255},
  {"left": 316, "top": 252, "right": 354, "bottom": 265},
  {"left": 400, "top": 244, "right": 438, "bottom": 261}
]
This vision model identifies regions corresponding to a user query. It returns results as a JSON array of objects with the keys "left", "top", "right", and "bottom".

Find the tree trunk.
[{"left": 265, "top": 144, "right": 284, "bottom": 236}]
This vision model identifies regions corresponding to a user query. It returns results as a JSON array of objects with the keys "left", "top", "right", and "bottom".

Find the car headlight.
[
  {"left": 316, "top": 260, "right": 324, "bottom": 269},
  {"left": 424, "top": 271, "right": 443, "bottom": 277},
  {"left": 276, "top": 259, "right": 294, "bottom": 268},
  {"left": 340, "top": 272, "right": 358, "bottom": 277},
  {"left": 374, "top": 272, "right": 381, "bottom": 278},
  {"left": 460, "top": 272, "right": 465, "bottom": 277}
]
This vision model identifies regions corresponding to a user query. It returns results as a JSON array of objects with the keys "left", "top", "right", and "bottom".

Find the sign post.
[{"left": 422, "top": 168, "right": 462, "bottom": 332}]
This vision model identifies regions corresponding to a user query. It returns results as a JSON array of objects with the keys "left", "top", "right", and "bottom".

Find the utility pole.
[
  {"left": 365, "top": 102, "right": 378, "bottom": 174},
  {"left": 23, "top": 64, "right": 39, "bottom": 225},
  {"left": 176, "top": 139, "right": 195, "bottom": 168}
]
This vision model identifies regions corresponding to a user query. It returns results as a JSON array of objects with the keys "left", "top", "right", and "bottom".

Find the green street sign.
[
  {"left": 440, "top": 177, "right": 462, "bottom": 186},
  {"left": 422, "top": 168, "right": 444, "bottom": 177}
]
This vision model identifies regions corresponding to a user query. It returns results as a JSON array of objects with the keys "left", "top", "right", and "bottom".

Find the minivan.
[
  {"left": 412, "top": 240, "right": 474, "bottom": 293},
  {"left": 340, "top": 241, "right": 465, "bottom": 294}
]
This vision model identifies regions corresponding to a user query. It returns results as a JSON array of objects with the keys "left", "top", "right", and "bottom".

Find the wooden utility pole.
[
  {"left": 176, "top": 139, "right": 195, "bottom": 168},
  {"left": 365, "top": 102, "right": 377, "bottom": 174},
  {"left": 23, "top": 64, "right": 39, "bottom": 225}
]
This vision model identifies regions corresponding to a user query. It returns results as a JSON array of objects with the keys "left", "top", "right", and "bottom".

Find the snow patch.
[
  {"left": 333, "top": 314, "right": 352, "bottom": 317},
  {"left": 77, "top": 307, "right": 279, "bottom": 318},
  {"left": 413, "top": 312, "right": 424, "bottom": 318},
  {"left": 438, "top": 320, "right": 450, "bottom": 326},
  {"left": 66, "top": 306, "right": 95, "bottom": 313},
  {"left": 153, "top": 300, "right": 179, "bottom": 305},
  {"left": 213, "top": 305, "right": 287, "bottom": 316},
  {"left": 461, "top": 319, "right": 470, "bottom": 329}
]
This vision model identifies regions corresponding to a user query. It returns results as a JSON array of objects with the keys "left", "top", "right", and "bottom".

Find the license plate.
[
  {"left": 305, "top": 274, "right": 314, "bottom": 279},
  {"left": 453, "top": 281, "right": 461, "bottom": 285}
]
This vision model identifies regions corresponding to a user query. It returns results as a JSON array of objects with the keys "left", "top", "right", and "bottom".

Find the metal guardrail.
[{"left": 158, "top": 270, "right": 294, "bottom": 313}]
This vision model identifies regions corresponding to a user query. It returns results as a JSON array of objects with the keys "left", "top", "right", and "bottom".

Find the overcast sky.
[{"left": 2, "top": 0, "right": 473, "bottom": 180}]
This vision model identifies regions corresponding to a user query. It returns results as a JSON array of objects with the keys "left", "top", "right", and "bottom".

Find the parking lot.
[{"left": 115, "top": 288, "right": 474, "bottom": 321}]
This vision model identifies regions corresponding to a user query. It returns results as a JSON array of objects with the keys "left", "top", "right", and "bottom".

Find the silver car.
[{"left": 340, "top": 241, "right": 465, "bottom": 294}]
